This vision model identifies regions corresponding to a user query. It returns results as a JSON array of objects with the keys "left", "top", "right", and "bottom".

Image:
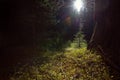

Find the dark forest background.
[{"left": 0, "top": 0, "right": 120, "bottom": 79}]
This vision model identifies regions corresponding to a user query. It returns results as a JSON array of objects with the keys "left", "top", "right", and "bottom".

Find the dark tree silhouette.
[{"left": 89, "top": 0, "right": 120, "bottom": 72}]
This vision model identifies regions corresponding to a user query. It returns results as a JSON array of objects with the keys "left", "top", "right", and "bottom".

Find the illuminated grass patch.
[{"left": 10, "top": 48, "right": 112, "bottom": 80}]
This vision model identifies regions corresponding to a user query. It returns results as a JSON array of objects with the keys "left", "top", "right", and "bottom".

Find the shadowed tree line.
[
  {"left": 88, "top": 0, "right": 120, "bottom": 73},
  {"left": 0, "top": 1, "right": 83, "bottom": 77}
]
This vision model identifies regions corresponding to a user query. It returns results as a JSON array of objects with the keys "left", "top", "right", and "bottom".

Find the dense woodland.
[{"left": 0, "top": 0, "right": 120, "bottom": 80}]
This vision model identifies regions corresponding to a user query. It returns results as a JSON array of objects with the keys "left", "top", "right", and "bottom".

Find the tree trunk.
[{"left": 89, "top": 0, "right": 120, "bottom": 72}]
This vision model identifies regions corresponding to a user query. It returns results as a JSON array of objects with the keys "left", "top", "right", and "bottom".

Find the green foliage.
[
  {"left": 38, "top": 0, "right": 61, "bottom": 22},
  {"left": 40, "top": 32, "right": 65, "bottom": 51},
  {"left": 34, "top": 0, "right": 68, "bottom": 52},
  {"left": 9, "top": 48, "right": 112, "bottom": 80},
  {"left": 70, "top": 31, "right": 87, "bottom": 48},
  {"left": 65, "top": 47, "right": 87, "bottom": 57}
]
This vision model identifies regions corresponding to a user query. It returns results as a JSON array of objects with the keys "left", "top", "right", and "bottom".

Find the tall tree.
[{"left": 89, "top": 0, "right": 120, "bottom": 72}]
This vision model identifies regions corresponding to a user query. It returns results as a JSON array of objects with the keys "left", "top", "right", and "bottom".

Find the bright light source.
[{"left": 74, "top": 0, "right": 84, "bottom": 12}]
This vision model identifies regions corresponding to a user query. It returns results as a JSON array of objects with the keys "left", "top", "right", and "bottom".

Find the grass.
[{"left": 9, "top": 46, "right": 114, "bottom": 80}]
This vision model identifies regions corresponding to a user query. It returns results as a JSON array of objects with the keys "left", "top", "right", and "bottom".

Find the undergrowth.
[{"left": 9, "top": 47, "right": 113, "bottom": 80}]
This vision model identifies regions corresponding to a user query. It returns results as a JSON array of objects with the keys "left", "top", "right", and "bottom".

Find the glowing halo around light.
[{"left": 74, "top": 0, "right": 84, "bottom": 12}]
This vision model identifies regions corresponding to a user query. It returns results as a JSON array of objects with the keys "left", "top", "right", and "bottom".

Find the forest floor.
[{"left": 7, "top": 46, "right": 119, "bottom": 80}]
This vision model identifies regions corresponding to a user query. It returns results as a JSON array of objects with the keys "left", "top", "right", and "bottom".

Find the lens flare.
[{"left": 74, "top": 0, "right": 84, "bottom": 12}]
